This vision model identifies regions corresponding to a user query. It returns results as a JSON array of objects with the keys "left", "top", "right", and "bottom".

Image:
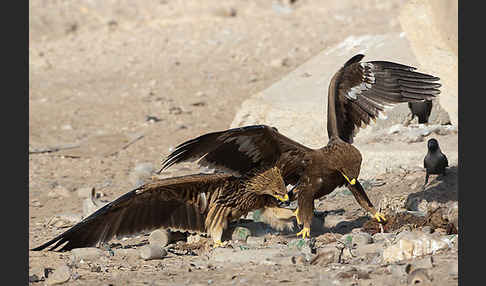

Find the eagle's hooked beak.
[{"left": 340, "top": 171, "right": 356, "bottom": 185}]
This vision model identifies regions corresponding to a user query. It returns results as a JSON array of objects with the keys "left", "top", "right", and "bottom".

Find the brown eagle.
[
  {"left": 31, "top": 168, "right": 293, "bottom": 251},
  {"left": 158, "top": 54, "right": 441, "bottom": 239}
]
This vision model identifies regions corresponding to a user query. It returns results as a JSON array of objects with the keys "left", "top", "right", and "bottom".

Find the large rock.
[
  {"left": 230, "top": 32, "right": 450, "bottom": 148},
  {"left": 399, "top": 0, "right": 458, "bottom": 126}
]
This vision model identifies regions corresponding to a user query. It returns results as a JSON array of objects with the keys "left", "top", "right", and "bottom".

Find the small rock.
[
  {"left": 149, "top": 229, "right": 171, "bottom": 247},
  {"left": 45, "top": 265, "right": 70, "bottom": 285},
  {"left": 47, "top": 213, "right": 83, "bottom": 228},
  {"left": 139, "top": 244, "right": 167, "bottom": 260},
  {"left": 231, "top": 227, "right": 251, "bottom": 242},
  {"left": 71, "top": 247, "right": 104, "bottom": 262}
]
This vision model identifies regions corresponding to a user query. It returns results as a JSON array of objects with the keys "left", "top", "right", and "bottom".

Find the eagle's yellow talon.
[
  {"left": 293, "top": 208, "right": 301, "bottom": 225},
  {"left": 296, "top": 227, "right": 310, "bottom": 239},
  {"left": 373, "top": 212, "right": 387, "bottom": 223},
  {"left": 213, "top": 240, "right": 228, "bottom": 248}
]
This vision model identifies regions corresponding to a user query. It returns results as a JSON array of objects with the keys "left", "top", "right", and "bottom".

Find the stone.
[
  {"left": 231, "top": 227, "right": 251, "bottom": 242},
  {"left": 139, "top": 244, "right": 167, "bottom": 260},
  {"left": 148, "top": 229, "right": 170, "bottom": 247},
  {"left": 47, "top": 213, "right": 83, "bottom": 228},
  {"left": 382, "top": 231, "right": 450, "bottom": 263},
  {"left": 45, "top": 265, "right": 70, "bottom": 285}
]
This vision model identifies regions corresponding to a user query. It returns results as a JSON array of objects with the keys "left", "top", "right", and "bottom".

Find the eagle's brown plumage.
[
  {"left": 161, "top": 55, "right": 441, "bottom": 237},
  {"left": 158, "top": 54, "right": 441, "bottom": 238},
  {"left": 31, "top": 168, "right": 291, "bottom": 251}
]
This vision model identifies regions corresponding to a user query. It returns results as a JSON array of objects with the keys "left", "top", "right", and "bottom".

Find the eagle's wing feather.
[
  {"left": 328, "top": 54, "right": 441, "bottom": 143},
  {"left": 31, "top": 174, "right": 229, "bottom": 251}
]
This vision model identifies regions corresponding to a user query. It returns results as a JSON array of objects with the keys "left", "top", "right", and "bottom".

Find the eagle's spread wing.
[
  {"left": 328, "top": 54, "right": 441, "bottom": 143},
  {"left": 160, "top": 125, "right": 312, "bottom": 185},
  {"left": 31, "top": 173, "right": 230, "bottom": 251}
]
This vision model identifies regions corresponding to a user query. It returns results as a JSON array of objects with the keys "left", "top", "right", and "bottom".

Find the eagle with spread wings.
[
  {"left": 158, "top": 54, "right": 441, "bottom": 239},
  {"left": 31, "top": 169, "right": 293, "bottom": 251}
]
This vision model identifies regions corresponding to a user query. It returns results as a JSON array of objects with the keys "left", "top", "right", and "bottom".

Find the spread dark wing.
[
  {"left": 31, "top": 173, "right": 230, "bottom": 251},
  {"left": 328, "top": 54, "right": 441, "bottom": 143},
  {"left": 160, "top": 125, "right": 312, "bottom": 185}
]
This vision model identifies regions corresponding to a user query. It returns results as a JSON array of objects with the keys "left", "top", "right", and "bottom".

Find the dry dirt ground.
[{"left": 29, "top": 1, "right": 458, "bottom": 285}]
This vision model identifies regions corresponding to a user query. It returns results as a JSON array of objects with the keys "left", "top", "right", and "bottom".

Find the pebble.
[
  {"left": 149, "top": 229, "right": 170, "bottom": 247},
  {"left": 71, "top": 247, "right": 104, "bottom": 262},
  {"left": 231, "top": 227, "right": 251, "bottom": 242},
  {"left": 45, "top": 265, "right": 70, "bottom": 285},
  {"left": 47, "top": 213, "right": 82, "bottom": 229},
  {"left": 139, "top": 244, "right": 167, "bottom": 260}
]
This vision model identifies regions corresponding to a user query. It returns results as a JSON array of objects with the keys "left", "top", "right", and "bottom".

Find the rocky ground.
[{"left": 29, "top": 1, "right": 458, "bottom": 285}]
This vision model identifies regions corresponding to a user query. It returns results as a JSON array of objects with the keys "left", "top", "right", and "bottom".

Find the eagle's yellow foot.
[
  {"left": 213, "top": 240, "right": 228, "bottom": 248},
  {"left": 296, "top": 227, "right": 310, "bottom": 239},
  {"left": 293, "top": 208, "right": 301, "bottom": 225},
  {"left": 373, "top": 212, "right": 387, "bottom": 223}
]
